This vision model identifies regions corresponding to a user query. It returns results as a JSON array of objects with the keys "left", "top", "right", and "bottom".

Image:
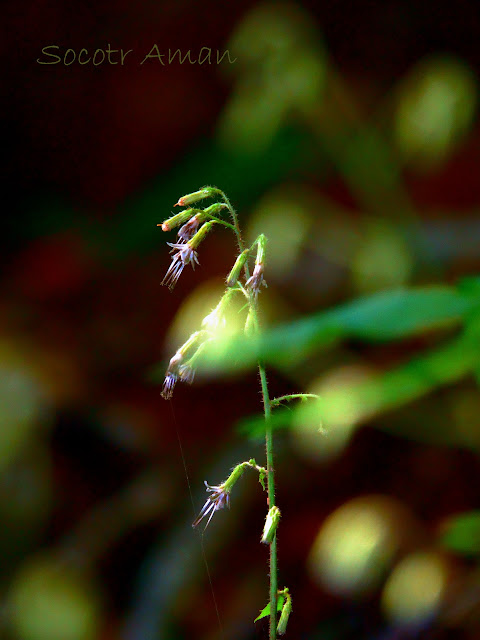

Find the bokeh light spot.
[
  {"left": 292, "top": 365, "right": 377, "bottom": 462},
  {"left": 351, "top": 219, "right": 413, "bottom": 294},
  {"left": 382, "top": 551, "right": 447, "bottom": 629},
  {"left": 394, "top": 55, "right": 477, "bottom": 170},
  {"left": 247, "top": 187, "right": 312, "bottom": 279},
  {"left": 8, "top": 554, "right": 100, "bottom": 640},
  {"left": 308, "top": 496, "right": 400, "bottom": 597}
]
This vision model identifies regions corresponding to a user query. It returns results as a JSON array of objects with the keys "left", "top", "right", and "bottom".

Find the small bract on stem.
[{"left": 158, "top": 187, "right": 312, "bottom": 638}]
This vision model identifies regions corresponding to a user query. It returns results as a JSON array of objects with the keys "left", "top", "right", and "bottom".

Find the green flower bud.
[
  {"left": 174, "top": 187, "right": 218, "bottom": 207},
  {"left": 255, "top": 233, "right": 267, "bottom": 266},
  {"left": 189, "top": 220, "right": 216, "bottom": 249},
  {"left": 277, "top": 589, "right": 292, "bottom": 635},
  {"left": 159, "top": 208, "right": 197, "bottom": 232},
  {"left": 203, "top": 203, "right": 228, "bottom": 216},
  {"left": 227, "top": 249, "right": 250, "bottom": 287},
  {"left": 261, "top": 506, "right": 281, "bottom": 544},
  {"left": 223, "top": 462, "right": 248, "bottom": 493}
]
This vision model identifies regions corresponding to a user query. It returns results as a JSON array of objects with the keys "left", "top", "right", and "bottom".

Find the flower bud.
[
  {"left": 174, "top": 187, "right": 218, "bottom": 207},
  {"left": 177, "top": 212, "right": 208, "bottom": 242},
  {"left": 203, "top": 203, "right": 228, "bottom": 216},
  {"left": 255, "top": 234, "right": 267, "bottom": 265},
  {"left": 277, "top": 590, "right": 292, "bottom": 635},
  {"left": 189, "top": 220, "right": 216, "bottom": 249},
  {"left": 202, "top": 288, "right": 237, "bottom": 333},
  {"left": 246, "top": 234, "right": 267, "bottom": 298},
  {"left": 158, "top": 209, "right": 197, "bottom": 232},
  {"left": 261, "top": 506, "right": 281, "bottom": 544},
  {"left": 227, "top": 249, "right": 249, "bottom": 287},
  {"left": 177, "top": 331, "right": 203, "bottom": 357}
]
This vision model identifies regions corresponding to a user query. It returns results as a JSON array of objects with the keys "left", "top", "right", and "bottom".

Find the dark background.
[{"left": 3, "top": 1, "right": 480, "bottom": 638}]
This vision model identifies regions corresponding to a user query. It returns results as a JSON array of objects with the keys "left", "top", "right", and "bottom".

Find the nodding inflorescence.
[
  {"left": 158, "top": 187, "right": 302, "bottom": 638},
  {"left": 158, "top": 188, "right": 268, "bottom": 398}
]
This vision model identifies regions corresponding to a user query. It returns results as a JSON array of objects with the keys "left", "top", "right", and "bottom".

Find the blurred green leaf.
[
  {"left": 239, "top": 407, "right": 298, "bottom": 440},
  {"left": 254, "top": 594, "right": 285, "bottom": 623},
  {"left": 203, "top": 285, "right": 480, "bottom": 373},
  {"left": 240, "top": 331, "right": 480, "bottom": 439},
  {"left": 440, "top": 511, "right": 480, "bottom": 557}
]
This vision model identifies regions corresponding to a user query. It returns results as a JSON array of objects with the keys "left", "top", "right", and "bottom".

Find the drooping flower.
[
  {"left": 192, "top": 460, "right": 256, "bottom": 529},
  {"left": 161, "top": 220, "right": 216, "bottom": 290},
  {"left": 161, "top": 242, "right": 199, "bottom": 289},
  {"left": 178, "top": 362, "right": 195, "bottom": 384},
  {"left": 177, "top": 215, "right": 202, "bottom": 243},
  {"left": 192, "top": 481, "right": 231, "bottom": 529},
  {"left": 161, "top": 372, "right": 178, "bottom": 399},
  {"left": 245, "top": 262, "right": 267, "bottom": 298},
  {"left": 177, "top": 203, "right": 226, "bottom": 243},
  {"left": 160, "top": 333, "right": 203, "bottom": 399},
  {"left": 245, "top": 233, "right": 267, "bottom": 299},
  {"left": 201, "top": 288, "right": 237, "bottom": 334}
]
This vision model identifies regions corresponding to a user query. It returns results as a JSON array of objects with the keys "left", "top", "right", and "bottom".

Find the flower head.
[
  {"left": 161, "top": 372, "right": 178, "bottom": 399},
  {"left": 160, "top": 333, "right": 203, "bottom": 399},
  {"left": 178, "top": 362, "right": 195, "bottom": 384},
  {"left": 161, "top": 242, "right": 199, "bottom": 290},
  {"left": 177, "top": 215, "right": 202, "bottom": 243},
  {"left": 245, "top": 262, "right": 267, "bottom": 298},
  {"left": 192, "top": 481, "right": 230, "bottom": 529}
]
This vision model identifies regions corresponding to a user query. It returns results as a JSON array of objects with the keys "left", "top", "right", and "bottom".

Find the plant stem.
[
  {"left": 259, "top": 360, "right": 277, "bottom": 640},
  {"left": 220, "top": 190, "right": 278, "bottom": 639},
  {"left": 202, "top": 213, "right": 237, "bottom": 232}
]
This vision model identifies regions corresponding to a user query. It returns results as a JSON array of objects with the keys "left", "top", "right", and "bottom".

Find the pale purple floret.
[
  {"left": 192, "top": 481, "right": 230, "bottom": 529},
  {"left": 178, "top": 363, "right": 195, "bottom": 384},
  {"left": 177, "top": 215, "right": 201, "bottom": 243},
  {"left": 161, "top": 242, "right": 200, "bottom": 289},
  {"left": 161, "top": 372, "right": 178, "bottom": 399},
  {"left": 245, "top": 262, "right": 267, "bottom": 298}
]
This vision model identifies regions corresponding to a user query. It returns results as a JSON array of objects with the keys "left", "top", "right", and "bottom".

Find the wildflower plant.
[{"left": 158, "top": 187, "right": 314, "bottom": 638}]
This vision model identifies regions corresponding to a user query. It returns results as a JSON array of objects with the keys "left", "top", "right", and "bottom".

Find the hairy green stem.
[
  {"left": 271, "top": 393, "right": 320, "bottom": 407},
  {"left": 220, "top": 190, "right": 278, "bottom": 640},
  {"left": 259, "top": 360, "right": 277, "bottom": 639},
  {"left": 202, "top": 212, "right": 237, "bottom": 232}
]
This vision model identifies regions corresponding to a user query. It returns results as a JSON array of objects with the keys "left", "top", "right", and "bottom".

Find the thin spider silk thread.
[{"left": 168, "top": 401, "right": 225, "bottom": 639}]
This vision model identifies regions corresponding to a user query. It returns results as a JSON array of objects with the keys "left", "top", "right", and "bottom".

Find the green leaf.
[
  {"left": 254, "top": 595, "right": 285, "bottom": 623},
  {"left": 202, "top": 286, "right": 480, "bottom": 373},
  {"left": 239, "top": 331, "right": 480, "bottom": 439},
  {"left": 239, "top": 407, "right": 299, "bottom": 439},
  {"left": 440, "top": 511, "right": 480, "bottom": 556}
]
